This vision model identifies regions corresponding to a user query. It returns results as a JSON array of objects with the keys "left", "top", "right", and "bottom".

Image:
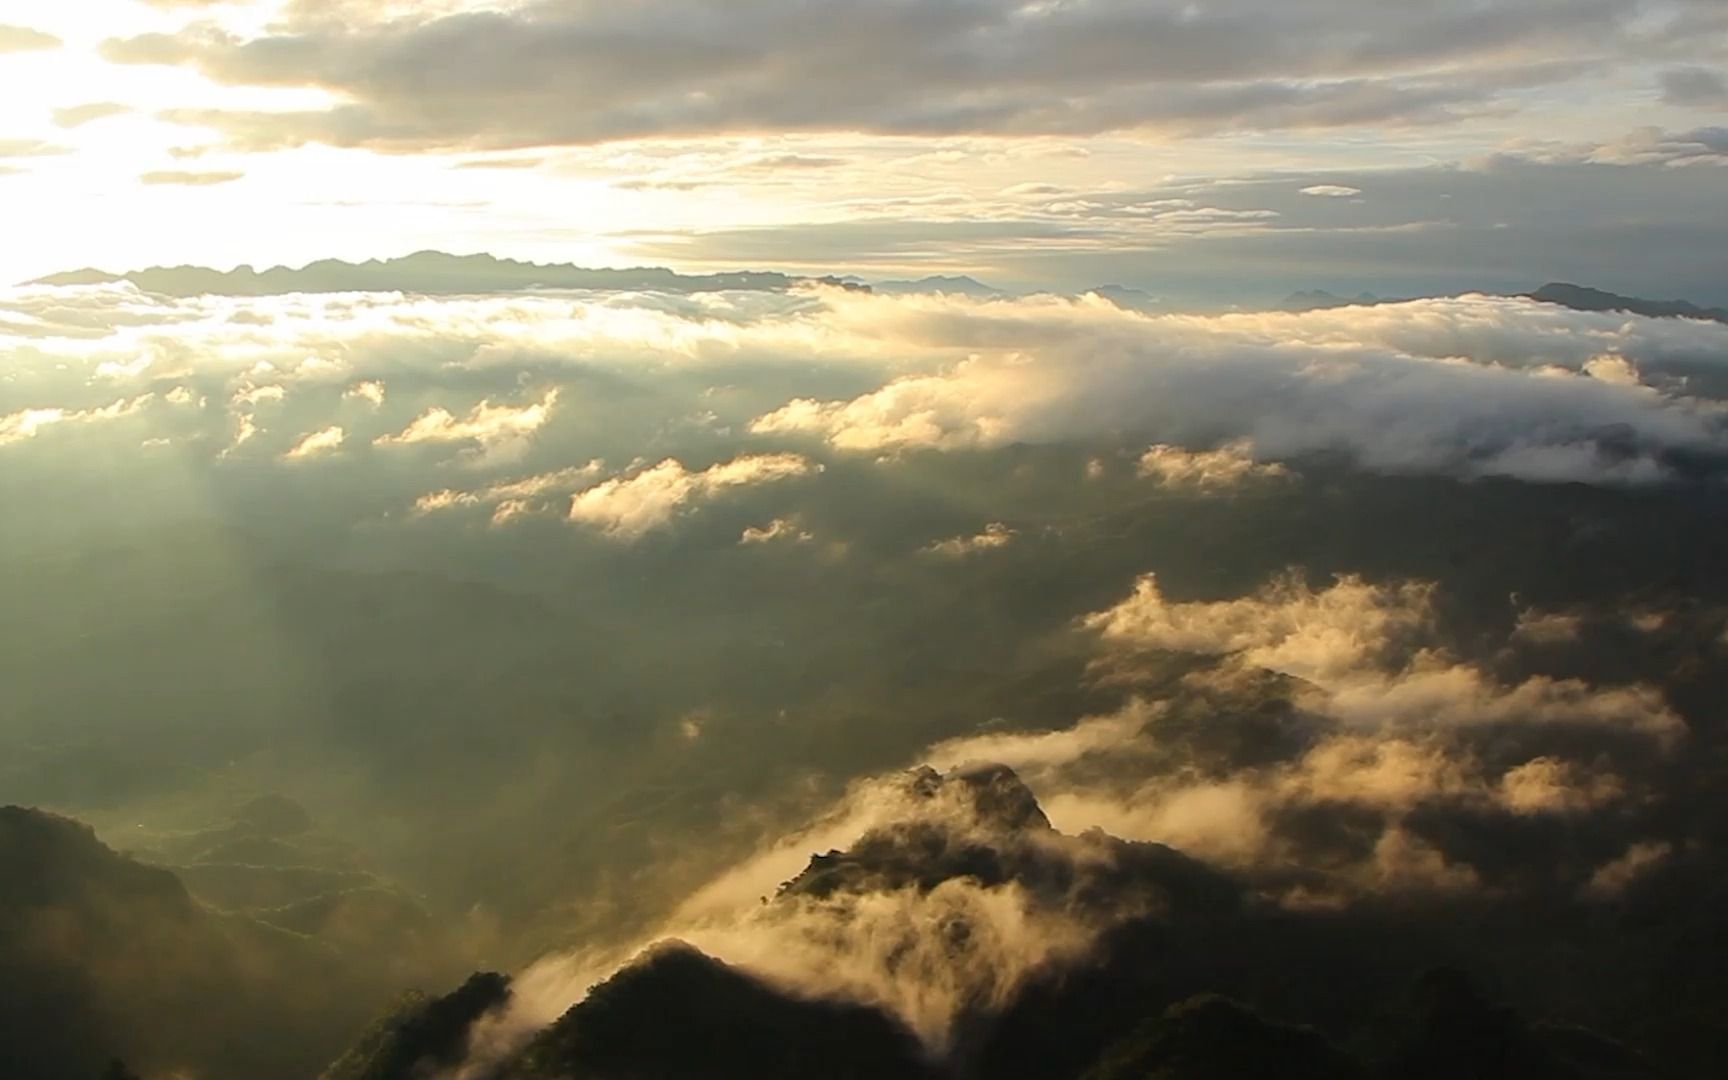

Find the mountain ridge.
[
  {"left": 25, "top": 250, "right": 847, "bottom": 298},
  {"left": 1526, "top": 282, "right": 1728, "bottom": 325},
  {"left": 27, "top": 252, "right": 1728, "bottom": 323}
]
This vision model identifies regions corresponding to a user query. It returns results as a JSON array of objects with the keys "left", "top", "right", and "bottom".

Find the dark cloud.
[
  {"left": 636, "top": 149, "right": 1728, "bottom": 304},
  {"left": 97, "top": 0, "right": 1695, "bottom": 150},
  {"left": 1660, "top": 66, "right": 1728, "bottom": 106}
]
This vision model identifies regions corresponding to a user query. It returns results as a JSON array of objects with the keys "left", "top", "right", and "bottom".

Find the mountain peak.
[{"left": 1527, "top": 282, "right": 1728, "bottom": 324}]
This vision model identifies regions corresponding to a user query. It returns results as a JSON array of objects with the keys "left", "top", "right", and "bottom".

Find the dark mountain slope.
[
  {"left": 0, "top": 806, "right": 416, "bottom": 1080},
  {"left": 503, "top": 943, "right": 943, "bottom": 1080},
  {"left": 1527, "top": 283, "right": 1728, "bottom": 324}
]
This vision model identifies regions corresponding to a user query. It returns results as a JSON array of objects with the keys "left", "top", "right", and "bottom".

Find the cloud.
[
  {"left": 52, "top": 103, "right": 131, "bottom": 128},
  {"left": 637, "top": 149, "right": 1728, "bottom": 304},
  {"left": 747, "top": 154, "right": 850, "bottom": 171},
  {"left": 1498, "top": 756, "right": 1625, "bottom": 814},
  {"left": 650, "top": 567, "right": 1685, "bottom": 931},
  {"left": 413, "top": 461, "right": 605, "bottom": 521},
  {"left": 284, "top": 425, "right": 345, "bottom": 459},
  {"left": 486, "top": 764, "right": 1168, "bottom": 1058},
  {"left": 1511, "top": 606, "right": 1584, "bottom": 645},
  {"left": 0, "top": 25, "right": 59, "bottom": 53},
  {"left": 7, "top": 282, "right": 1728, "bottom": 499},
  {"left": 568, "top": 454, "right": 820, "bottom": 539},
  {"left": 0, "top": 139, "right": 70, "bottom": 159},
  {"left": 1659, "top": 66, "right": 1728, "bottom": 106},
  {"left": 1025, "top": 572, "right": 1684, "bottom": 884},
  {"left": 1086, "top": 572, "right": 1682, "bottom": 735},
  {"left": 0, "top": 394, "right": 153, "bottom": 447},
  {"left": 5, "top": 274, "right": 1728, "bottom": 551},
  {"left": 452, "top": 156, "right": 545, "bottom": 170},
  {"left": 680, "top": 879, "right": 1101, "bottom": 1049},
  {"left": 139, "top": 170, "right": 245, "bottom": 186},
  {"left": 1300, "top": 184, "right": 1362, "bottom": 197},
  {"left": 750, "top": 292, "right": 1728, "bottom": 486},
  {"left": 740, "top": 518, "right": 813, "bottom": 545},
  {"left": 375, "top": 389, "right": 559, "bottom": 464},
  {"left": 343, "top": 380, "right": 385, "bottom": 407},
  {"left": 923, "top": 705, "right": 1156, "bottom": 781},
  {"left": 9, "top": 231, "right": 1728, "bottom": 1080},
  {"left": 1138, "top": 440, "right": 1290, "bottom": 491},
  {"left": 483, "top": 550, "right": 1687, "bottom": 1059},
  {"left": 1084, "top": 573, "right": 1434, "bottom": 685},
  {"left": 1582, "top": 840, "right": 1673, "bottom": 899},
  {"left": 1587, "top": 125, "right": 1728, "bottom": 167},
  {"left": 232, "top": 384, "right": 286, "bottom": 408},
  {"left": 923, "top": 522, "right": 1015, "bottom": 557},
  {"left": 98, "top": 1, "right": 1679, "bottom": 150}
]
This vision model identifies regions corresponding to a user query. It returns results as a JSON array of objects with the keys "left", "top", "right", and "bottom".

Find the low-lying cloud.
[
  {"left": 7, "top": 283, "right": 1728, "bottom": 497},
  {"left": 754, "top": 292, "right": 1728, "bottom": 484},
  {"left": 567, "top": 454, "right": 821, "bottom": 539}
]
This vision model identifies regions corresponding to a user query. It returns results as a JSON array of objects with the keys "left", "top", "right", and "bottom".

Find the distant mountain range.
[
  {"left": 23, "top": 252, "right": 1728, "bottom": 326},
  {"left": 871, "top": 274, "right": 1002, "bottom": 297},
  {"left": 27, "top": 250, "right": 844, "bottom": 298},
  {"left": 1281, "top": 283, "right": 1728, "bottom": 325},
  {"left": 1525, "top": 282, "right": 1728, "bottom": 325},
  {"left": 1280, "top": 289, "right": 1386, "bottom": 311},
  {"left": 1084, "top": 284, "right": 1167, "bottom": 312}
]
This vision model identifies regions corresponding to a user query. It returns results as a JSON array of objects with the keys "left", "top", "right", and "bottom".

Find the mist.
[{"left": 1, "top": 266, "right": 1726, "bottom": 1078}]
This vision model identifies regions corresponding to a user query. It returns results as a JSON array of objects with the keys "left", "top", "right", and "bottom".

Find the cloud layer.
[
  {"left": 101, "top": 2, "right": 1728, "bottom": 149},
  {"left": 7, "top": 283, "right": 1728, "bottom": 495}
]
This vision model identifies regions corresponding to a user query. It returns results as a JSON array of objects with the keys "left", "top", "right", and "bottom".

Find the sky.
[{"left": 0, "top": 0, "right": 1725, "bottom": 301}]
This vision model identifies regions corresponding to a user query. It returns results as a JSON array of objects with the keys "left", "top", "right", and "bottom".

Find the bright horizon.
[{"left": 3, "top": 0, "right": 1726, "bottom": 302}]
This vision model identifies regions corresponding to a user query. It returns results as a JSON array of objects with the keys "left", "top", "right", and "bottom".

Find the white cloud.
[
  {"left": 923, "top": 704, "right": 1156, "bottom": 782},
  {"left": 1086, "top": 572, "right": 1432, "bottom": 685},
  {"left": 232, "top": 384, "right": 286, "bottom": 408},
  {"left": 375, "top": 389, "right": 559, "bottom": 464},
  {"left": 414, "top": 462, "right": 606, "bottom": 518},
  {"left": 7, "top": 284, "right": 1728, "bottom": 512},
  {"left": 751, "top": 292, "right": 1728, "bottom": 485},
  {"left": 1138, "top": 440, "right": 1289, "bottom": 491},
  {"left": 344, "top": 380, "right": 386, "bottom": 407},
  {"left": 0, "top": 394, "right": 152, "bottom": 447},
  {"left": 1086, "top": 572, "right": 1682, "bottom": 738},
  {"left": 1300, "top": 184, "right": 1362, "bottom": 197},
  {"left": 284, "top": 424, "right": 345, "bottom": 459},
  {"left": 569, "top": 454, "right": 820, "bottom": 539}
]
